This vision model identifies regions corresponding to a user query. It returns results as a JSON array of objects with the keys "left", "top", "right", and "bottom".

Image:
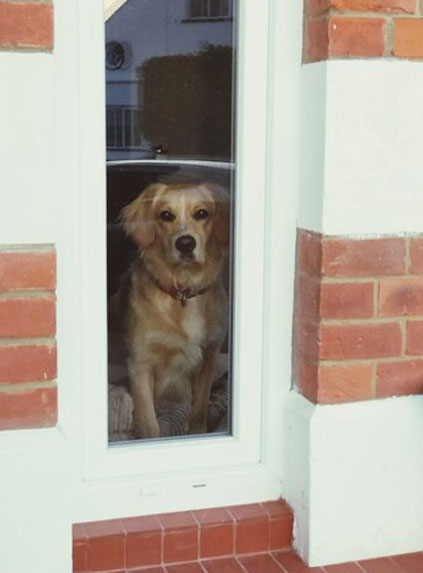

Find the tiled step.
[
  {"left": 73, "top": 500, "right": 294, "bottom": 572},
  {"left": 134, "top": 551, "right": 423, "bottom": 572}
]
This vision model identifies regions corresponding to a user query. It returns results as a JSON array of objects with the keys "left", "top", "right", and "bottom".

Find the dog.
[{"left": 120, "top": 176, "right": 230, "bottom": 439}]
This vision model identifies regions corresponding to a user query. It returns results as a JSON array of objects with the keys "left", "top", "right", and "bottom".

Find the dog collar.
[{"left": 152, "top": 277, "right": 209, "bottom": 307}]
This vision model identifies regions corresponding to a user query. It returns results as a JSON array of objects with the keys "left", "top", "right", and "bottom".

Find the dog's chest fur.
[{"left": 153, "top": 298, "right": 208, "bottom": 401}]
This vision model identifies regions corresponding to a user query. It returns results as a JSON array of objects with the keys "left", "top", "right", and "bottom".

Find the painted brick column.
[
  {"left": 296, "top": 0, "right": 423, "bottom": 405},
  {"left": 304, "top": 0, "right": 423, "bottom": 62},
  {"left": 0, "top": 248, "right": 57, "bottom": 430}
]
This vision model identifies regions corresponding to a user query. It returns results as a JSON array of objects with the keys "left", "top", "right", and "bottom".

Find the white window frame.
[{"left": 75, "top": 0, "right": 302, "bottom": 520}]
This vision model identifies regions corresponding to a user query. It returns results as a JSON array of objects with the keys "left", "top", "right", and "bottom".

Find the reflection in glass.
[{"left": 106, "top": 0, "right": 236, "bottom": 443}]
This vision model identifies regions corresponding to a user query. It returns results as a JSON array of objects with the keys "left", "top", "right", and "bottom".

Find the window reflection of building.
[
  {"left": 105, "top": 0, "right": 234, "bottom": 160},
  {"left": 189, "top": 0, "right": 233, "bottom": 20}
]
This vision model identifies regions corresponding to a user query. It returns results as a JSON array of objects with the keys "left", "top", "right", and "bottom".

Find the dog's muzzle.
[{"left": 175, "top": 234, "right": 196, "bottom": 258}]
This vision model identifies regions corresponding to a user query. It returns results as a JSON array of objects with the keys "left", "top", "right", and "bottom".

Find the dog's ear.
[
  {"left": 121, "top": 184, "right": 162, "bottom": 249},
  {"left": 206, "top": 183, "right": 230, "bottom": 249}
]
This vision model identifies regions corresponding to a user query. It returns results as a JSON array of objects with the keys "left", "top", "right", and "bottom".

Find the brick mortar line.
[
  {"left": 0, "top": 244, "right": 55, "bottom": 252},
  {"left": 0, "top": 337, "right": 55, "bottom": 347},
  {"left": 371, "top": 361, "right": 377, "bottom": 398},
  {"left": 329, "top": 10, "right": 419, "bottom": 18},
  {"left": 0, "top": 290, "right": 56, "bottom": 299},
  {"left": 0, "top": 46, "right": 53, "bottom": 53},
  {"left": 320, "top": 356, "right": 423, "bottom": 366},
  {"left": 385, "top": 16, "right": 395, "bottom": 56},
  {"left": 0, "top": 1, "right": 53, "bottom": 4},
  {"left": 320, "top": 232, "right": 423, "bottom": 240},
  {"left": 0, "top": 380, "right": 56, "bottom": 393},
  {"left": 400, "top": 317, "right": 407, "bottom": 356},
  {"left": 320, "top": 316, "right": 416, "bottom": 325},
  {"left": 322, "top": 272, "right": 423, "bottom": 282}
]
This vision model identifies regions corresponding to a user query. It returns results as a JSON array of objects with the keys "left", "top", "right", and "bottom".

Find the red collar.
[{"left": 151, "top": 277, "right": 209, "bottom": 307}]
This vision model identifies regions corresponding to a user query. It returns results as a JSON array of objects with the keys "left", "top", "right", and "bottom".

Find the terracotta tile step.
[
  {"left": 73, "top": 500, "right": 294, "bottom": 572},
  {"left": 74, "top": 550, "right": 423, "bottom": 572}
]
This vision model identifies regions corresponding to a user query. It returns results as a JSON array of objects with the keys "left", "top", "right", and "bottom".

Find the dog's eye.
[
  {"left": 159, "top": 210, "right": 175, "bottom": 222},
  {"left": 193, "top": 209, "right": 209, "bottom": 221}
]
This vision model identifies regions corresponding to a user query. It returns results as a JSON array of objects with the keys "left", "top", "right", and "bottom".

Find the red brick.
[
  {"left": 304, "top": 17, "right": 330, "bottom": 62},
  {"left": 194, "top": 507, "right": 234, "bottom": 559},
  {"left": 202, "top": 557, "right": 245, "bottom": 572},
  {"left": 159, "top": 511, "right": 198, "bottom": 563},
  {"left": 295, "top": 319, "right": 320, "bottom": 361},
  {"left": 330, "top": 0, "right": 415, "bottom": 13},
  {"left": 167, "top": 564, "right": 205, "bottom": 573},
  {"left": 319, "top": 322, "right": 402, "bottom": 360},
  {"left": 239, "top": 553, "right": 284, "bottom": 573},
  {"left": 410, "top": 237, "right": 423, "bottom": 273},
  {"left": 0, "top": 344, "right": 56, "bottom": 384},
  {"left": 72, "top": 540, "right": 87, "bottom": 573},
  {"left": 0, "top": 386, "right": 57, "bottom": 430},
  {"left": 377, "top": 360, "right": 423, "bottom": 397},
  {"left": 273, "top": 550, "right": 325, "bottom": 571},
  {"left": 358, "top": 556, "right": 403, "bottom": 572},
  {"left": 320, "top": 282, "right": 374, "bottom": 319},
  {"left": 0, "top": 2, "right": 53, "bottom": 49},
  {"left": 318, "top": 363, "right": 374, "bottom": 403},
  {"left": 322, "top": 238, "right": 406, "bottom": 277},
  {"left": 229, "top": 504, "right": 269, "bottom": 554},
  {"left": 325, "top": 563, "right": 364, "bottom": 572},
  {"left": 406, "top": 320, "right": 423, "bottom": 355},
  {"left": 194, "top": 508, "right": 233, "bottom": 526},
  {"left": 296, "top": 356, "right": 319, "bottom": 403},
  {"left": 0, "top": 250, "right": 56, "bottom": 292},
  {"left": 87, "top": 536, "right": 124, "bottom": 571},
  {"left": 0, "top": 296, "right": 55, "bottom": 338},
  {"left": 390, "top": 552, "right": 423, "bottom": 571},
  {"left": 84, "top": 520, "right": 125, "bottom": 572},
  {"left": 261, "top": 501, "right": 293, "bottom": 551},
  {"left": 228, "top": 503, "right": 268, "bottom": 521},
  {"left": 297, "top": 274, "right": 321, "bottom": 321},
  {"left": 297, "top": 230, "right": 323, "bottom": 278},
  {"left": 379, "top": 277, "right": 423, "bottom": 317},
  {"left": 305, "top": 0, "right": 331, "bottom": 16},
  {"left": 163, "top": 527, "right": 198, "bottom": 563},
  {"left": 122, "top": 516, "right": 162, "bottom": 568},
  {"left": 394, "top": 19, "right": 423, "bottom": 59},
  {"left": 199, "top": 522, "right": 233, "bottom": 559},
  {"left": 329, "top": 17, "right": 386, "bottom": 58},
  {"left": 229, "top": 504, "right": 269, "bottom": 553},
  {"left": 269, "top": 516, "right": 293, "bottom": 550}
]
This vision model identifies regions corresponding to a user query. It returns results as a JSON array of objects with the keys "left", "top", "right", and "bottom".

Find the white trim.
[{"left": 78, "top": 0, "right": 278, "bottom": 516}]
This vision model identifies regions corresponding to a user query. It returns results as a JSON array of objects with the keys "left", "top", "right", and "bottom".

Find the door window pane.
[{"left": 106, "top": 0, "right": 236, "bottom": 443}]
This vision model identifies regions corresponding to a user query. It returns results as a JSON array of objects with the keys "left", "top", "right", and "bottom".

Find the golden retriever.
[{"left": 121, "top": 176, "right": 230, "bottom": 439}]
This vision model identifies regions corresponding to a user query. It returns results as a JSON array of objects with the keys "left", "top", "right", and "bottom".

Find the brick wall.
[
  {"left": 0, "top": 1, "right": 53, "bottom": 50},
  {"left": 304, "top": 0, "right": 423, "bottom": 61},
  {"left": 0, "top": 248, "right": 57, "bottom": 430},
  {"left": 294, "top": 230, "right": 423, "bottom": 404}
]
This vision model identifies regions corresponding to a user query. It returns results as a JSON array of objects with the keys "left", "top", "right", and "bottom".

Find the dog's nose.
[{"left": 175, "top": 234, "right": 196, "bottom": 254}]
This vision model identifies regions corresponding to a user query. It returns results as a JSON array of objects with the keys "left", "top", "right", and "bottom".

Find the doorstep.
[{"left": 73, "top": 499, "right": 293, "bottom": 572}]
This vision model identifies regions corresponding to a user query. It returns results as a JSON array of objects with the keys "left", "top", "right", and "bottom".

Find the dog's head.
[{"left": 121, "top": 179, "right": 229, "bottom": 269}]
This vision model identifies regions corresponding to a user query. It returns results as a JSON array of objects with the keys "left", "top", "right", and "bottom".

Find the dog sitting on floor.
[{"left": 119, "top": 176, "right": 230, "bottom": 439}]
